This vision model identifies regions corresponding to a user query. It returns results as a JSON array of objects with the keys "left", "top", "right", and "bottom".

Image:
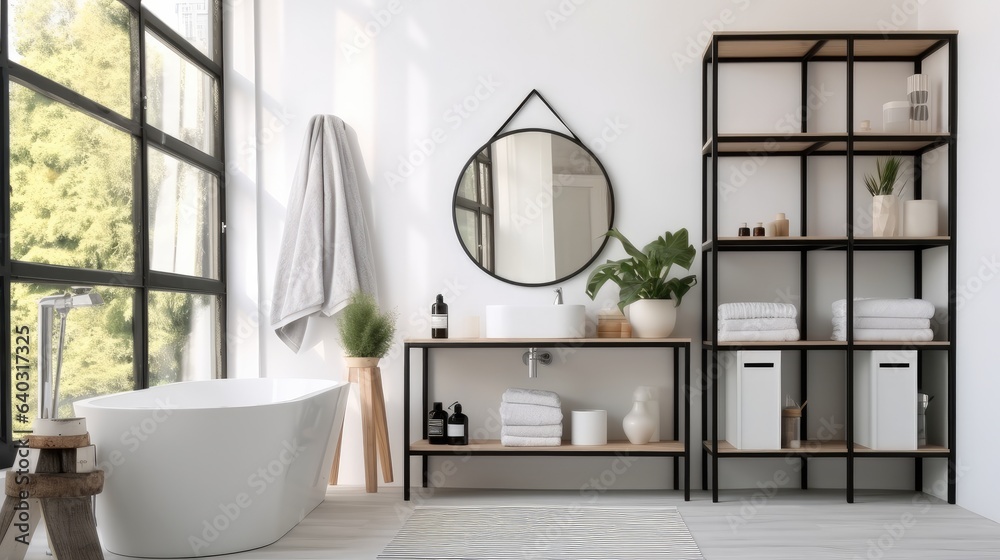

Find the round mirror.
[{"left": 452, "top": 129, "right": 614, "bottom": 286}]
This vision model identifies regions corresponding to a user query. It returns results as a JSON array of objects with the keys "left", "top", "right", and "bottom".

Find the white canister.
[
  {"left": 883, "top": 101, "right": 910, "bottom": 133},
  {"left": 903, "top": 199, "right": 939, "bottom": 237},
  {"left": 571, "top": 410, "right": 607, "bottom": 446}
]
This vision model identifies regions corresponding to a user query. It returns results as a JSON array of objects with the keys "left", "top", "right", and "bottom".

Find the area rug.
[{"left": 378, "top": 505, "right": 704, "bottom": 559}]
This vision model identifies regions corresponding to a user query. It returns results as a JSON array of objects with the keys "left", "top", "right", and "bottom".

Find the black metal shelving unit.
[
  {"left": 402, "top": 337, "right": 691, "bottom": 501},
  {"left": 700, "top": 31, "right": 958, "bottom": 504}
]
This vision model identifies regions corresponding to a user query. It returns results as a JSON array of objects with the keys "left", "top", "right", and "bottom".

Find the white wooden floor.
[{"left": 21, "top": 486, "right": 1000, "bottom": 559}]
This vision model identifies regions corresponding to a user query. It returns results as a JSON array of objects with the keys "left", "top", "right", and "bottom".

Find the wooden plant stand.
[
  {"left": 0, "top": 430, "right": 104, "bottom": 559},
  {"left": 329, "top": 360, "right": 393, "bottom": 493}
]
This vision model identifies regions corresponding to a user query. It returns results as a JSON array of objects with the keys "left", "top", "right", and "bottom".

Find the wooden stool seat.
[
  {"left": 5, "top": 471, "right": 104, "bottom": 499},
  {"left": 24, "top": 434, "right": 90, "bottom": 449},
  {"left": 0, "top": 428, "right": 105, "bottom": 560}
]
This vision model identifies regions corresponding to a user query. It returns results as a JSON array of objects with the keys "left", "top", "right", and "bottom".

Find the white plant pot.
[
  {"left": 872, "top": 195, "right": 899, "bottom": 237},
  {"left": 626, "top": 299, "right": 677, "bottom": 338}
]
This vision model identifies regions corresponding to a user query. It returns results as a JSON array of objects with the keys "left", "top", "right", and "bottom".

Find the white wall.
[
  {"left": 918, "top": 0, "right": 1000, "bottom": 524},
  {"left": 224, "top": 0, "right": 1000, "bottom": 497}
]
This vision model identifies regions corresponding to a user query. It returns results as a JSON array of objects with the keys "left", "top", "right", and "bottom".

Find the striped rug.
[{"left": 379, "top": 505, "right": 704, "bottom": 559}]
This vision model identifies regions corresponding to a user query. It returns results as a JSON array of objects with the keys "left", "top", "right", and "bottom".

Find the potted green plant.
[
  {"left": 337, "top": 291, "right": 397, "bottom": 367},
  {"left": 865, "top": 156, "right": 907, "bottom": 237},
  {"left": 585, "top": 228, "right": 697, "bottom": 338}
]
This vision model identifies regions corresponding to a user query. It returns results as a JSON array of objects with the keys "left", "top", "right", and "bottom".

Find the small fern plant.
[{"left": 337, "top": 292, "right": 397, "bottom": 358}]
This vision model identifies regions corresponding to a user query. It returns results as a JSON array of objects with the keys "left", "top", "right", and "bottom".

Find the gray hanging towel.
[{"left": 271, "top": 115, "right": 377, "bottom": 352}]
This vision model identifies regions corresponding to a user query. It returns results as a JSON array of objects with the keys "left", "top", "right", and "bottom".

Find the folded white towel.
[
  {"left": 500, "top": 435, "right": 561, "bottom": 447},
  {"left": 718, "top": 318, "right": 798, "bottom": 332},
  {"left": 718, "top": 302, "right": 797, "bottom": 320},
  {"left": 502, "top": 388, "right": 561, "bottom": 409},
  {"left": 831, "top": 328, "right": 934, "bottom": 341},
  {"left": 501, "top": 425, "right": 563, "bottom": 438},
  {"left": 717, "top": 329, "right": 800, "bottom": 342},
  {"left": 500, "top": 402, "right": 564, "bottom": 426},
  {"left": 832, "top": 298, "right": 935, "bottom": 319},
  {"left": 832, "top": 317, "right": 931, "bottom": 330}
]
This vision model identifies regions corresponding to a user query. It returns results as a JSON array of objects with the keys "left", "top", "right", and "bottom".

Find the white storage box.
[
  {"left": 854, "top": 350, "right": 917, "bottom": 450},
  {"left": 725, "top": 350, "right": 781, "bottom": 450}
]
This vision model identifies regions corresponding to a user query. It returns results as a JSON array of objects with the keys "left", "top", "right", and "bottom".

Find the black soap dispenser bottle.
[
  {"left": 427, "top": 402, "right": 448, "bottom": 445},
  {"left": 447, "top": 401, "right": 469, "bottom": 445},
  {"left": 431, "top": 294, "right": 448, "bottom": 339}
]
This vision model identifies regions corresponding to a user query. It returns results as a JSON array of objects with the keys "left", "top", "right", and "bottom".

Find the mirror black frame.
[{"left": 452, "top": 127, "right": 615, "bottom": 287}]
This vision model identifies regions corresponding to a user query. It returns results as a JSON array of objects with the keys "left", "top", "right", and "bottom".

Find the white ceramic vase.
[
  {"left": 623, "top": 400, "right": 655, "bottom": 445},
  {"left": 872, "top": 195, "right": 899, "bottom": 237},
  {"left": 627, "top": 299, "right": 677, "bottom": 338}
]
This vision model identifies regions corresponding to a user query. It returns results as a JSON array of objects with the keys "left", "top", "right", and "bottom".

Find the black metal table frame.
[{"left": 402, "top": 338, "right": 691, "bottom": 501}]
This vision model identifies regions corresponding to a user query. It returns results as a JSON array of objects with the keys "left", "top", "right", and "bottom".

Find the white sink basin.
[{"left": 485, "top": 305, "right": 586, "bottom": 339}]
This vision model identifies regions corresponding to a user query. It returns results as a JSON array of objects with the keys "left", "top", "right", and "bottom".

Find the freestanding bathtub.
[{"left": 74, "top": 378, "right": 350, "bottom": 558}]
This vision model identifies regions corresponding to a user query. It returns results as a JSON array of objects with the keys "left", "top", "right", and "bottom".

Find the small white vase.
[
  {"left": 872, "top": 195, "right": 899, "bottom": 237},
  {"left": 622, "top": 400, "right": 655, "bottom": 445},
  {"left": 626, "top": 299, "right": 677, "bottom": 338}
]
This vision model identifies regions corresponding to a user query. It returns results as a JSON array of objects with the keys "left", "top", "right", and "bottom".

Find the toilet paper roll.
[
  {"left": 903, "top": 199, "right": 939, "bottom": 237},
  {"left": 571, "top": 410, "right": 607, "bottom": 446}
]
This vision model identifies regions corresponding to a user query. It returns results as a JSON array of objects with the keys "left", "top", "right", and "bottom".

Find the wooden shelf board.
[
  {"left": 703, "top": 133, "right": 952, "bottom": 155},
  {"left": 706, "top": 440, "right": 856, "bottom": 455},
  {"left": 705, "top": 440, "right": 950, "bottom": 456},
  {"left": 856, "top": 444, "right": 950, "bottom": 455},
  {"left": 704, "top": 340, "right": 949, "bottom": 349},
  {"left": 708, "top": 32, "right": 955, "bottom": 60},
  {"left": 409, "top": 439, "right": 684, "bottom": 454},
  {"left": 851, "top": 340, "right": 951, "bottom": 348},
  {"left": 704, "top": 340, "right": 846, "bottom": 349},
  {"left": 704, "top": 236, "right": 951, "bottom": 252},
  {"left": 404, "top": 337, "right": 691, "bottom": 347}
]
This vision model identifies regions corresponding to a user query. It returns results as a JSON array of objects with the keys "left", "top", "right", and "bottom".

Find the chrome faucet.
[{"left": 553, "top": 287, "right": 563, "bottom": 305}]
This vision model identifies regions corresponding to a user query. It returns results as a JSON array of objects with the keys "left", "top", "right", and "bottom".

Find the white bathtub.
[{"left": 74, "top": 378, "right": 349, "bottom": 558}]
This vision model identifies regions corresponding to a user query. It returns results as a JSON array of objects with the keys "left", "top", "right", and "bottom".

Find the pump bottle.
[
  {"left": 431, "top": 294, "right": 448, "bottom": 338},
  {"left": 447, "top": 401, "right": 468, "bottom": 445},
  {"left": 427, "top": 402, "right": 448, "bottom": 444}
]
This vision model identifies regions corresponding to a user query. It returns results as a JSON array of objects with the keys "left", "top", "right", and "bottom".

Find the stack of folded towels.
[
  {"left": 832, "top": 298, "right": 935, "bottom": 341},
  {"left": 717, "top": 302, "right": 800, "bottom": 341},
  {"left": 499, "top": 388, "right": 563, "bottom": 447}
]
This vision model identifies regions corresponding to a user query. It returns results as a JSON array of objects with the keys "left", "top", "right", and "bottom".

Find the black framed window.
[
  {"left": 455, "top": 148, "right": 496, "bottom": 272},
  {"left": 1, "top": 0, "right": 225, "bottom": 465}
]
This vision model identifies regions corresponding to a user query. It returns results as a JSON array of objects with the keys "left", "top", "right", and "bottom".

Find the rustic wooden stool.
[
  {"left": 0, "top": 428, "right": 104, "bottom": 559},
  {"left": 329, "top": 359, "right": 393, "bottom": 493}
]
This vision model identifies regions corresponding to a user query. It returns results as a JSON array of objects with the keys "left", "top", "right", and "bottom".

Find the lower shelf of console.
[
  {"left": 410, "top": 439, "right": 684, "bottom": 455},
  {"left": 704, "top": 440, "right": 950, "bottom": 457}
]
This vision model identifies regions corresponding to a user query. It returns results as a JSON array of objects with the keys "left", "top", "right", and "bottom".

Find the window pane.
[
  {"left": 478, "top": 163, "right": 491, "bottom": 205},
  {"left": 456, "top": 208, "right": 479, "bottom": 264},
  {"left": 148, "top": 148, "right": 220, "bottom": 279},
  {"left": 9, "top": 83, "right": 136, "bottom": 272},
  {"left": 8, "top": 0, "right": 132, "bottom": 116},
  {"left": 148, "top": 291, "right": 220, "bottom": 386},
  {"left": 10, "top": 283, "right": 134, "bottom": 433},
  {"left": 144, "top": 0, "right": 215, "bottom": 59},
  {"left": 145, "top": 31, "right": 218, "bottom": 155},
  {"left": 481, "top": 213, "right": 494, "bottom": 271},
  {"left": 458, "top": 164, "right": 476, "bottom": 201}
]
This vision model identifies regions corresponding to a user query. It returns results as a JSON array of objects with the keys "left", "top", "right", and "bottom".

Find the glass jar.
[{"left": 781, "top": 407, "right": 802, "bottom": 449}]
